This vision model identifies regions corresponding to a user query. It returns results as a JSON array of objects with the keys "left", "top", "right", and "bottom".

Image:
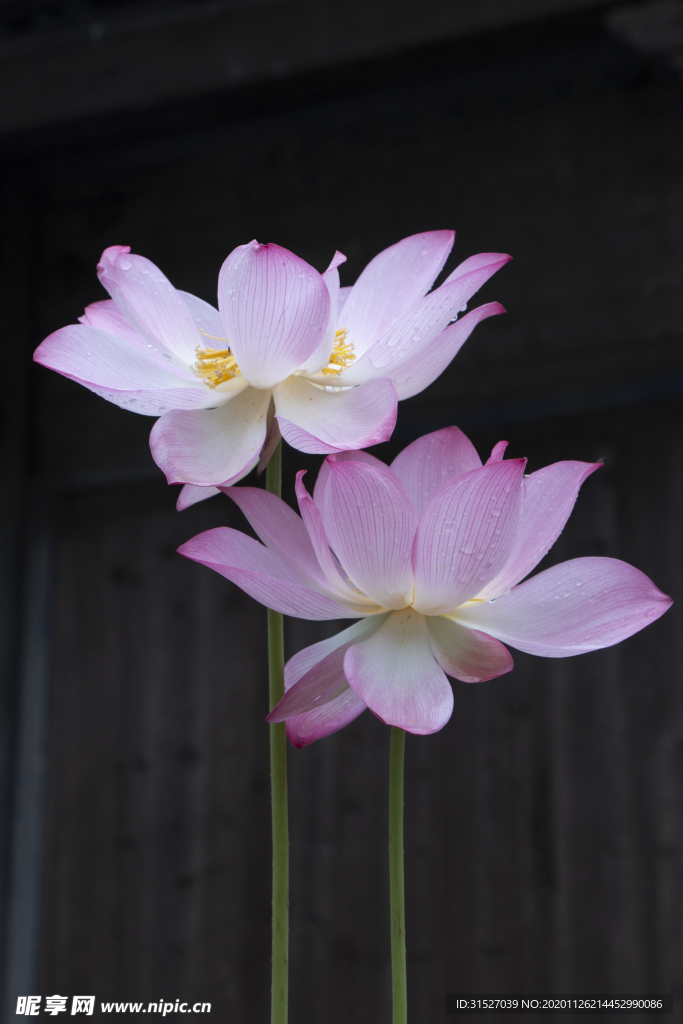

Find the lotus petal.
[
  {"left": 412, "top": 459, "right": 525, "bottom": 615},
  {"left": 218, "top": 240, "right": 330, "bottom": 389},
  {"left": 344, "top": 610, "right": 454, "bottom": 734},
  {"left": 390, "top": 426, "right": 482, "bottom": 516},
  {"left": 274, "top": 375, "right": 397, "bottom": 454},
  {"left": 178, "top": 527, "right": 362, "bottom": 620},
  {"left": 456, "top": 557, "right": 673, "bottom": 655},
  {"left": 427, "top": 616, "right": 513, "bottom": 682},
  {"left": 150, "top": 384, "right": 269, "bottom": 486},
  {"left": 320, "top": 459, "right": 416, "bottom": 609}
]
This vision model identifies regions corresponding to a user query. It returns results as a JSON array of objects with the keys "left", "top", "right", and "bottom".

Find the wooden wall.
[{"left": 1, "top": 8, "right": 681, "bottom": 1021}]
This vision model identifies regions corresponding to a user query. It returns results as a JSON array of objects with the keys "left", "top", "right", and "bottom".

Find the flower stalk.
[
  {"left": 266, "top": 440, "right": 289, "bottom": 1024},
  {"left": 389, "top": 726, "right": 407, "bottom": 1024}
]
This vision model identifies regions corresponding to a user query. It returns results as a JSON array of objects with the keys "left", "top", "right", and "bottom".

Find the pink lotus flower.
[
  {"left": 33, "top": 235, "right": 509, "bottom": 499},
  {"left": 178, "top": 427, "right": 672, "bottom": 746}
]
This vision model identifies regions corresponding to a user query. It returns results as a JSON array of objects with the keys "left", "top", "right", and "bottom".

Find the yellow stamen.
[
  {"left": 321, "top": 328, "right": 355, "bottom": 376},
  {"left": 194, "top": 330, "right": 240, "bottom": 388}
]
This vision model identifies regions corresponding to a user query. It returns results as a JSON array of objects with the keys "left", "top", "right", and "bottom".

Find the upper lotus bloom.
[
  {"left": 33, "top": 234, "right": 510, "bottom": 500},
  {"left": 178, "top": 427, "right": 672, "bottom": 746}
]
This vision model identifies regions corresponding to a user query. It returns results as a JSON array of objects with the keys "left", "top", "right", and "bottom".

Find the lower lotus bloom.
[
  {"left": 178, "top": 427, "right": 672, "bottom": 746},
  {"left": 33, "top": 233, "right": 509, "bottom": 503}
]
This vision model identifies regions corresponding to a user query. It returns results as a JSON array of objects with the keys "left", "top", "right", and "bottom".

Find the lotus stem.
[
  {"left": 389, "top": 725, "right": 407, "bottom": 1024},
  {"left": 266, "top": 440, "right": 288, "bottom": 1024}
]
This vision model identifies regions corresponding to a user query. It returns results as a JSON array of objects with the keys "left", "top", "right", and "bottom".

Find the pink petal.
[
  {"left": 338, "top": 246, "right": 507, "bottom": 391},
  {"left": 282, "top": 671, "right": 350, "bottom": 724},
  {"left": 226, "top": 485, "right": 336, "bottom": 596},
  {"left": 298, "top": 251, "right": 347, "bottom": 375},
  {"left": 286, "top": 689, "right": 367, "bottom": 748},
  {"left": 325, "top": 251, "right": 347, "bottom": 273},
  {"left": 295, "top": 472, "right": 380, "bottom": 611},
  {"left": 426, "top": 616, "right": 513, "bottom": 682},
  {"left": 456, "top": 557, "right": 672, "bottom": 656},
  {"left": 395, "top": 301, "right": 505, "bottom": 401},
  {"left": 268, "top": 616, "right": 386, "bottom": 720},
  {"left": 442, "top": 251, "right": 512, "bottom": 286},
  {"left": 217, "top": 240, "right": 330, "bottom": 389},
  {"left": 338, "top": 273, "right": 481, "bottom": 388},
  {"left": 150, "top": 384, "right": 270, "bottom": 486},
  {"left": 477, "top": 461, "right": 602, "bottom": 600},
  {"left": 79, "top": 298, "right": 151, "bottom": 350},
  {"left": 320, "top": 459, "right": 417, "bottom": 609},
  {"left": 178, "top": 290, "right": 226, "bottom": 340},
  {"left": 312, "top": 448, "right": 396, "bottom": 519},
  {"left": 176, "top": 485, "right": 220, "bottom": 511},
  {"left": 364, "top": 301, "right": 506, "bottom": 400},
  {"left": 34, "top": 324, "right": 212, "bottom": 416},
  {"left": 486, "top": 441, "right": 509, "bottom": 464},
  {"left": 412, "top": 459, "right": 526, "bottom": 616},
  {"left": 178, "top": 527, "right": 362, "bottom": 620},
  {"left": 344, "top": 610, "right": 454, "bottom": 735},
  {"left": 340, "top": 230, "right": 454, "bottom": 357},
  {"left": 284, "top": 618, "right": 375, "bottom": 687},
  {"left": 97, "top": 245, "right": 201, "bottom": 364},
  {"left": 390, "top": 426, "right": 482, "bottom": 516},
  {"left": 274, "top": 375, "right": 397, "bottom": 454}
]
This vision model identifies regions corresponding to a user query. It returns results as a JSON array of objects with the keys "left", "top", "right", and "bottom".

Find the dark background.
[{"left": 0, "top": 0, "right": 682, "bottom": 1021}]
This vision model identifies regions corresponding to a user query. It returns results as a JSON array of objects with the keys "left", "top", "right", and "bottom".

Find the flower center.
[
  {"left": 321, "top": 328, "right": 355, "bottom": 376},
  {"left": 194, "top": 330, "right": 241, "bottom": 388}
]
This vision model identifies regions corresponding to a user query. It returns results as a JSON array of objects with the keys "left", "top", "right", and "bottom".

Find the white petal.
[
  {"left": 34, "top": 323, "right": 212, "bottom": 416},
  {"left": 178, "top": 290, "right": 227, "bottom": 341},
  {"left": 298, "top": 251, "right": 346, "bottom": 375},
  {"left": 344, "top": 609, "right": 454, "bottom": 734},
  {"left": 274, "top": 375, "right": 396, "bottom": 454},
  {"left": 150, "top": 383, "right": 269, "bottom": 486}
]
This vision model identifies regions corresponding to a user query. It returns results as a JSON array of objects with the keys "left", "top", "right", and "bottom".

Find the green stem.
[
  {"left": 389, "top": 726, "right": 407, "bottom": 1024},
  {"left": 266, "top": 441, "right": 288, "bottom": 1024}
]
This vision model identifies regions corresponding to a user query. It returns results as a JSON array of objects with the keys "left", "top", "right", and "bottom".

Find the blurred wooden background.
[{"left": 0, "top": 1, "right": 682, "bottom": 1021}]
